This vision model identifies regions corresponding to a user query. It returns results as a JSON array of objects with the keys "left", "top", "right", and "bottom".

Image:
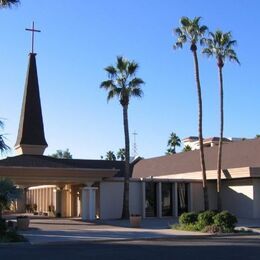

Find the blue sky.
[{"left": 0, "top": 0, "right": 259, "bottom": 159}]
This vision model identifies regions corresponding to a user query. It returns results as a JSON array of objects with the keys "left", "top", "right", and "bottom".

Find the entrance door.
[
  {"left": 177, "top": 183, "right": 188, "bottom": 215},
  {"left": 162, "top": 183, "right": 173, "bottom": 216},
  {"left": 145, "top": 182, "right": 157, "bottom": 217}
]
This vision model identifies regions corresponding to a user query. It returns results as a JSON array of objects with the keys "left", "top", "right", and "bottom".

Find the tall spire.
[{"left": 15, "top": 52, "right": 48, "bottom": 155}]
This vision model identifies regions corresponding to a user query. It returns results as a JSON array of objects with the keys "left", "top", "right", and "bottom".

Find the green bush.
[
  {"left": 213, "top": 211, "right": 237, "bottom": 233},
  {"left": 0, "top": 231, "right": 26, "bottom": 243},
  {"left": 0, "top": 218, "right": 6, "bottom": 236},
  {"left": 179, "top": 212, "right": 198, "bottom": 225},
  {"left": 197, "top": 210, "right": 217, "bottom": 229}
]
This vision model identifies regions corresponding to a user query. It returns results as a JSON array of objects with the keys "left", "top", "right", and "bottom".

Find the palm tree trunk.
[
  {"left": 121, "top": 105, "right": 130, "bottom": 219},
  {"left": 217, "top": 65, "right": 224, "bottom": 211},
  {"left": 192, "top": 48, "right": 209, "bottom": 210}
]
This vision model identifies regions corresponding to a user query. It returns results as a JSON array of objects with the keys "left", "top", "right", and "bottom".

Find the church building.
[{"left": 1, "top": 28, "right": 260, "bottom": 220}]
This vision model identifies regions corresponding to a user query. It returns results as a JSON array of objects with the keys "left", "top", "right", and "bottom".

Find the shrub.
[
  {"left": 179, "top": 212, "right": 198, "bottom": 225},
  {"left": 213, "top": 211, "right": 237, "bottom": 233},
  {"left": 202, "top": 224, "right": 221, "bottom": 233},
  {"left": 197, "top": 210, "right": 217, "bottom": 229},
  {"left": 0, "top": 231, "right": 26, "bottom": 243},
  {"left": 0, "top": 218, "right": 6, "bottom": 236}
]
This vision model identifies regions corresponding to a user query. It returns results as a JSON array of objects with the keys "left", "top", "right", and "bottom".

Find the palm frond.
[
  {"left": 100, "top": 80, "right": 115, "bottom": 89},
  {"left": 129, "top": 77, "right": 145, "bottom": 88},
  {"left": 116, "top": 56, "right": 127, "bottom": 73},
  {"left": 105, "top": 66, "right": 117, "bottom": 78},
  {"left": 180, "top": 16, "right": 191, "bottom": 27},
  {"left": 0, "top": 0, "right": 19, "bottom": 8},
  {"left": 128, "top": 61, "right": 138, "bottom": 76},
  {"left": 131, "top": 87, "right": 143, "bottom": 98},
  {"left": 202, "top": 48, "right": 213, "bottom": 57},
  {"left": 0, "top": 134, "right": 9, "bottom": 153}
]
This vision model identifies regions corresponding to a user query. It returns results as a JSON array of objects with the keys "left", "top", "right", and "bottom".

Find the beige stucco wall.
[
  {"left": 190, "top": 182, "right": 204, "bottom": 212},
  {"left": 208, "top": 179, "right": 254, "bottom": 218},
  {"left": 208, "top": 182, "right": 217, "bottom": 210},
  {"left": 99, "top": 181, "right": 124, "bottom": 219},
  {"left": 129, "top": 181, "right": 142, "bottom": 215},
  {"left": 99, "top": 181, "right": 143, "bottom": 219},
  {"left": 253, "top": 178, "right": 260, "bottom": 218},
  {"left": 222, "top": 179, "right": 253, "bottom": 218}
]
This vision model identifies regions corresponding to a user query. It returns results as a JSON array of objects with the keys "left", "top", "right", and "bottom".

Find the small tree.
[
  {"left": 51, "top": 149, "right": 72, "bottom": 159},
  {"left": 183, "top": 145, "right": 192, "bottom": 152},
  {"left": 105, "top": 151, "right": 116, "bottom": 161},
  {"left": 0, "top": 178, "right": 21, "bottom": 218}
]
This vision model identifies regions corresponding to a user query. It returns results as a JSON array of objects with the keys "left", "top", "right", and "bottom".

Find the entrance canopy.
[{"left": 0, "top": 154, "right": 123, "bottom": 186}]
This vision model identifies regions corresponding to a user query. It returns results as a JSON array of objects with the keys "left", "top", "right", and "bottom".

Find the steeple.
[{"left": 15, "top": 53, "right": 48, "bottom": 155}]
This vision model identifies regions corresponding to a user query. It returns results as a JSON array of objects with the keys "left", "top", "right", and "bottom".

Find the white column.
[
  {"left": 81, "top": 187, "right": 98, "bottom": 221},
  {"left": 16, "top": 187, "right": 27, "bottom": 213}
]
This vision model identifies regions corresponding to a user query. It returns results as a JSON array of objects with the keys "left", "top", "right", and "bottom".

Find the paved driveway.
[{"left": 19, "top": 217, "right": 207, "bottom": 244}]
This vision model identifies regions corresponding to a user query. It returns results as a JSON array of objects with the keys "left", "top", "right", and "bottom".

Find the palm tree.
[
  {"left": 173, "top": 16, "right": 209, "bottom": 210},
  {"left": 105, "top": 150, "right": 116, "bottom": 161},
  {"left": 166, "top": 132, "right": 181, "bottom": 154},
  {"left": 202, "top": 30, "right": 240, "bottom": 210},
  {"left": 117, "top": 148, "right": 125, "bottom": 161},
  {"left": 100, "top": 56, "right": 144, "bottom": 218},
  {"left": 0, "top": 0, "right": 19, "bottom": 8},
  {"left": 0, "top": 120, "right": 9, "bottom": 154}
]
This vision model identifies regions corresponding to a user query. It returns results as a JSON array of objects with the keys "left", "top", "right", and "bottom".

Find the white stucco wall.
[
  {"left": 190, "top": 182, "right": 204, "bottom": 212},
  {"left": 99, "top": 181, "right": 124, "bottom": 219}
]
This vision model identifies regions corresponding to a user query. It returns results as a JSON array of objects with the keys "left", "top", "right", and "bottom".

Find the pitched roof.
[
  {"left": 15, "top": 53, "right": 47, "bottom": 148},
  {"left": 0, "top": 155, "right": 125, "bottom": 177},
  {"left": 133, "top": 138, "right": 260, "bottom": 178}
]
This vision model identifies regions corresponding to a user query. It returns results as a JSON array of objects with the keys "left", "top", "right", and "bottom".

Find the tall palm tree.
[
  {"left": 0, "top": 0, "right": 19, "bottom": 8},
  {"left": 202, "top": 30, "right": 240, "bottom": 210},
  {"left": 173, "top": 16, "right": 209, "bottom": 210},
  {"left": 100, "top": 56, "right": 144, "bottom": 218},
  {"left": 166, "top": 132, "right": 181, "bottom": 154}
]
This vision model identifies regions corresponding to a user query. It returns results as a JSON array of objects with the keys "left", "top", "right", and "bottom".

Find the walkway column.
[
  {"left": 81, "top": 186, "right": 98, "bottom": 221},
  {"left": 17, "top": 187, "right": 27, "bottom": 213},
  {"left": 55, "top": 187, "right": 62, "bottom": 217}
]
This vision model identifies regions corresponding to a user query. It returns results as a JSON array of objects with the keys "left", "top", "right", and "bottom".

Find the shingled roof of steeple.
[{"left": 15, "top": 53, "right": 47, "bottom": 148}]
